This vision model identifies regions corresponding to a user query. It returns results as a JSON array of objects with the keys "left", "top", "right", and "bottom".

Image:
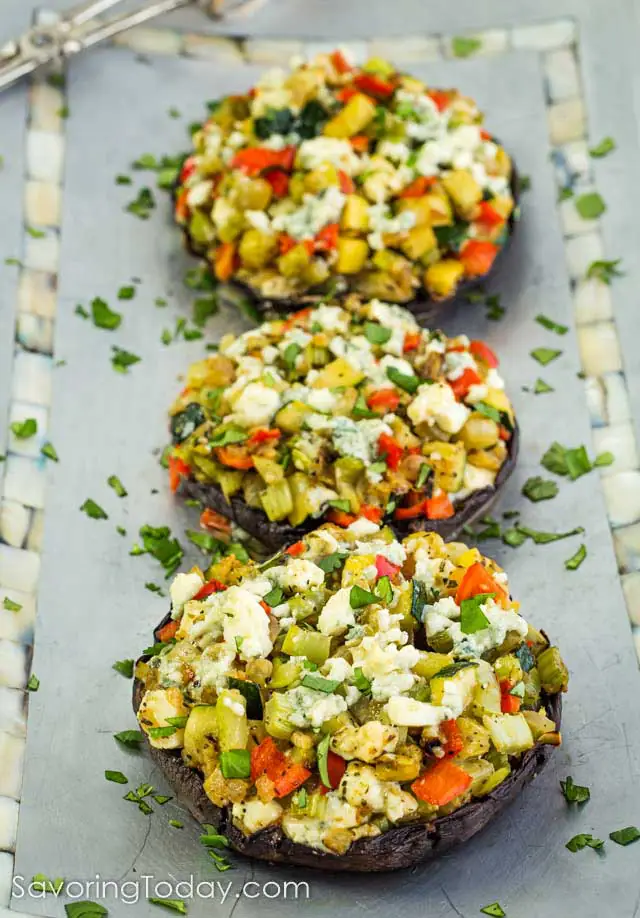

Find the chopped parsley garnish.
[
  {"left": 451, "top": 35, "right": 482, "bottom": 57},
  {"left": 116, "top": 174, "right": 132, "bottom": 185},
  {"left": 186, "top": 530, "right": 222, "bottom": 554},
  {"left": 317, "top": 552, "right": 348, "bottom": 573},
  {"left": 118, "top": 285, "right": 136, "bottom": 300},
  {"left": 353, "top": 667, "right": 372, "bottom": 694},
  {"left": 534, "top": 378, "right": 554, "bottom": 394},
  {"left": 262, "top": 586, "right": 284, "bottom": 607},
  {"left": 126, "top": 186, "right": 156, "bottom": 219},
  {"left": 80, "top": 498, "right": 108, "bottom": 520},
  {"left": 134, "top": 524, "right": 183, "bottom": 578},
  {"left": 594, "top": 451, "right": 614, "bottom": 467},
  {"left": 565, "top": 543, "right": 586, "bottom": 570},
  {"left": 283, "top": 342, "right": 301, "bottom": 369},
  {"left": 199, "top": 831, "right": 229, "bottom": 848},
  {"left": 168, "top": 107, "right": 181, "bottom": 119},
  {"left": 459, "top": 594, "right": 493, "bottom": 633},
  {"left": 10, "top": 417, "right": 37, "bottom": 439},
  {"left": 32, "top": 874, "right": 64, "bottom": 894},
  {"left": 65, "top": 902, "right": 107, "bottom": 918},
  {"left": 509, "top": 524, "right": 584, "bottom": 545},
  {"left": 531, "top": 347, "right": 562, "bottom": 366},
  {"left": 116, "top": 525, "right": 127, "bottom": 537},
  {"left": 169, "top": 819, "right": 183, "bottom": 829},
  {"left": 105, "top": 770, "right": 128, "bottom": 784},
  {"left": 75, "top": 304, "right": 89, "bottom": 318},
  {"left": 364, "top": 322, "right": 392, "bottom": 345},
  {"left": 47, "top": 72, "right": 66, "bottom": 88},
  {"left": 349, "top": 585, "right": 379, "bottom": 609},
  {"left": 132, "top": 153, "right": 158, "bottom": 170},
  {"left": 566, "top": 833, "right": 604, "bottom": 853},
  {"left": 193, "top": 294, "right": 218, "bottom": 326},
  {"left": 352, "top": 393, "right": 378, "bottom": 419},
  {"left": 560, "top": 775, "right": 590, "bottom": 804},
  {"left": 219, "top": 749, "right": 251, "bottom": 779},
  {"left": 209, "top": 426, "right": 248, "bottom": 447},
  {"left": 301, "top": 674, "right": 340, "bottom": 693},
  {"left": 535, "top": 314, "right": 568, "bottom": 335},
  {"left": 148, "top": 725, "right": 176, "bottom": 739},
  {"left": 26, "top": 226, "right": 46, "bottom": 239},
  {"left": 522, "top": 476, "right": 558, "bottom": 502},
  {"left": 558, "top": 186, "right": 573, "bottom": 202},
  {"left": 91, "top": 297, "right": 122, "bottom": 330},
  {"left": 3, "top": 597, "right": 22, "bottom": 612},
  {"left": 433, "top": 661, "right": 478, "bottom": 679},
  {"left": 485, "top": 294, "right": 505, "bottom": 321},
  {"left": 27, "top": 674, "right": 40, "bottom": 692},
  {"left": 589, "top": 136, "right": 616, "bottom": 158},
  {"left": 480, "top": 905, "right": 506, "bottom": 918},
  {"left": 375, "top": 575, "right": 393, "bottom": 604},
  {"left": 111, "top": 346, "right": 141, "bottom": 373},
  {"left": 586, "top": 258, "right": 623, "bottom": 284},
  {"left": 155, "top": 296, "right": 168, "bottom": 307},
  {"left": 114, "top": 729, "right": 144, "bottom": 749},
  {"left": 541, "top": 442, "right": 593, "bottom": 479},
  {"left": 112, "top": 658, "right": 134, "bottom": 678},
  {"left": 386, "top": 366, "right": 420, "bottom": 394},
  {"left": 41, "top": 441, "right": 59, "bottom": 461},
  {"left": 145, "top": 582, "right": 165, "bottom": 595},
  {"left": 609, "top": 826, "right": 640, "bottom": 846},
  {"left": 519, "top": 175, "right": 531, "bottom": 191},
  {"left": 107, "top": 474, "right": 127, "bottom": 497},
  {"left": 575, "top": 191, "right": 606, "bottom": 220}
]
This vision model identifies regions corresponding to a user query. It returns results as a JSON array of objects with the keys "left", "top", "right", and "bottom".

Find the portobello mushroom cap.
[
  {"left": 177, "top": 422, "right": 519, "bottom": 553},
  {"left": 132, "top": 669, "right": 560, "bottom": 872}
]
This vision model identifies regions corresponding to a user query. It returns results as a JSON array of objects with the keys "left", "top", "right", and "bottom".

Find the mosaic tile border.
[{"left": 0, "top": 14, "right": 637, "bottom": 914}]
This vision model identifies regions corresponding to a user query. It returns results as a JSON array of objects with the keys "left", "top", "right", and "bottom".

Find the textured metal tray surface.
[{"left": 11, "top": 46, "right": 640, "bottom": 917}]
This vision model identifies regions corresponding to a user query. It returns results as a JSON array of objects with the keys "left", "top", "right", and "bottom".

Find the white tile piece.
[
  {"left": 592, "top": 423, "right": 639, "bottom": 477},
  {"left": 367, "top": 36, "right": 441, "bottom": 62},
  {"left": 584, "top": 375, "right": 606, "bottom": 428},
  {"left": 112, "top": 26, "right": 183, "bottom": 56},
  {"left": 559, "top": 140, "right": 592, "bottom": 187},
  {"left": 548, "top": 98, "right": 586, "bottom": 145},
  {"left": 622, "top": 572, "right": 640, "bottom": 627},
  {"left": 0, "top": 689, "right": 26, "bottom": 739},
  {"left": 303, "top": 41, "right": 369, "bottom": 64},
  {"left": 23, "top": 231, "right": 60, "bottom": 274},
  {"left": 0, "top": 908, "right": 39, "bottom": 918},
  {"left": 602, "top": 373, "right": 632, "bottom": 425},
  {"left": 28, "top": 82, "right": 64, "bottom": 134},
  {"left": 0, "top": 502, "right": 30, "bottom": 551},
  {"left": 26, "top": 510, "right": 44, "bottom": 555},
  {"left": 573, "top": 278, "right": 613, "bottom": 325},
  {"left": 26, "top": 131, "right": 64, "bottom": 183},
  {"left": 0, "top": 735, "right": 24, "bottom": 800},
  {"left": 25, "top": 180, "right": 61, "bottom": 228},
  {"left": 602, "top": 472, "right": 640, "bottom": 529},
  {"left": 512, "top": 18, "right": 576, "bottom": 50},
  {"left": 182, "top": 34, "right": 243, "bottom": 61},
  {"left": 544, "top": 47, "right": 580, "bottom": 101},
  {"left": 16, "top": 315, "right": 54, "bottom": 355},
  {"left": 11, "top": 351, "right": 53, "bottom": 407},
  {"left": 243, "top": 39, "right": 304, "bottom": 64},
  {"left": 7, "top": 403, "right": 48, "bottom": 459},
  {"left": 17, "top": 270, "right": 57, "bottom": 320},
  {"left": 0, "top": 589, "right": 35, "bottom": 645},
  {"left": 0, "top": 797, "right": 19, "bottom": 851},
  {"left": 577, "top": 321, "right": 623, "bottom": 375},
  {"left": 0, "top": 851, "right": 13, "bottom": 907},
  {"left": 0, "top": 643, "right": 28, "bottom": 692},
  {"left": 0, "top": 546, "right": 40, "bottom": 596},
  {"left": 3, "top": 457, "right": 47, "bottom": 511},
  {"left": 564, "top": 231, "right": 604, "bottom": 280}
]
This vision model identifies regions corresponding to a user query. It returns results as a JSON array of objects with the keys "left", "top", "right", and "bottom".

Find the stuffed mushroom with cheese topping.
[
  {"left": 174, "top": 51, "right": 519, "bottom": 314},
  {"left": 167, "top": 296, "right": 518, "bottom": 550},
  {"left": 133, "top": 525, "right": 566, "bottom": 871}
]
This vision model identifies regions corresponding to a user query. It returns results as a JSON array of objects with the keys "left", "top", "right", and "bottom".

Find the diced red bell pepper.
[
  {"left": 459, "top": 239, "right": 499, "bottom": 278},
  {"left": 200, "top": 508, "right": 232, "bottom": 534},
  {"left": 425, "top": 492, "right": 455, "bottom": 520},
  {"left": 441, "top": 719, "right": 464, "bottom": 757},
  {"left": 378, "top": 432, "right": 404, "bottom": 471},
  {"left": 398, "top": 176, "right": 435, "bottom": 198},
  {"left": 214, "top": 242, "right": 237, "bottom": 282},
  {"left": 264, "top": 168, "right": 290, "bottom": 198},
  {"left": 500, "top": 686, "right": 521, "bottom": 714},
  {"left": 349, "top": 134, "right": 370, "bottom": 153},
  {"left": 157, "top": 618, "right": 179, "bottom": 643},
  {"left": 215, "top": 445, "right": 254, "bottom": 470},
  {"left": 285, "top": 540, "right": 306, "bottom": 557},
  {"left": 325, "top": 750, "right": 347, "bottom": 789},
  {"left": 411, "top": 758, "right": 472, "bottom": 806},
  {"left": 375, "top": 554, "right": 401, "bottom": 579},
  {"left": 259, "top": 600, "right": 271, "bottom": 615},
  {"left": 354, "top": 72, "right": 395, "bottom": 98},
  {"left": 193, "top": 579, "right": 227, "bottom": 601},
  {"left": 469, "top": 340, "right": 499, "bottom": 368},
  {"left": 248, "top": 428, "right": 282, "bottom": 446},
  {"left": 480, "top": 129, "right": 492, "bottom": 141},
  {"left": 179, "top": 155, "right": 198, "bottom": 185},
  {"left": 174, "top": 188, "right": 190, "bottom": 224},
  {"left": 448, "top": 367, "right": 483, "bottom": 400},
  {"left": 231, "top": 146, "right": 296, "bottom": 177},
  {"left": 251, "top": 737, "right": 280, "bottom": 782},
  {"left": 476, "top": 200, "right": 504, "bottom": 229},
  {"left": 168, "top": 455, "right": 191, "bottom": 493},
  {"left": 331, "top": 50, "right": 352, "bottom": 73},
  {"left": 499, "top": 425, "right": 511, "bottom": 441},
  {"left": 272, "top": 761, "right": 312, "bottom": 798},
  {"left": 338, "top": 170, "right": 355, "bottom": 194},
  {"left": 366, "top": 388, "right": 401, "bottom": 413},
  {"left": 427, "top": 90, "right": 451, "bottom": 112},
  {"left": 402, "top": 332, "right": 422, "bottom": 353},
  {"left": 326, "top": 508, "right": 357, "bottom": 528},
  {"left": 455, "top": 561, "right": 508, "bottom": 606},
  {"left": 314, "top": 222, "right": 339, "bottom": 252},
  {"left": 251, "top": 737, "right": 311, "bottom": 797},
  {"left": 394, "top": 499, "right": 427, "bottom": 521},
  {"left": 278, "top": 233, "right": 297, "bottom": 256},
  {"left": 336, "top": 86, "right": 358, "bottom": 103},
  {"left": 360, "top": 504, "right": 383, "bottom": 524}
]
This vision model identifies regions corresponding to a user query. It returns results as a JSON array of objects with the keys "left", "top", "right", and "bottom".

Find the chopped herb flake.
[
  {"left": 114, "top": 729, "right": 144, "bottom": 749},
  {"left": 535, "top": 314, "right": 568, "bottom": 335},
  {"left": 565, "top": 543, "right": 587, "bottom": 570},
  {"left": 3, "top": 597, "right": 22, "bottom": 612},
  {"left": 364, "top": 322, "right": 392, "bottom": 345},
  {"left": 594, "top": 451, "right": 614, "bottom": 467},
  {"left": 586, "top": 258, "right": 623, "bottom": 285},
  {"left": 126, "top": 186, "right": 156, "bottom": 219},
  {"left": 113, "top": 658, "right": 134, "bottom": 678},
  {"left": 609, "top": 826, "right": 640, "bottom": 846},
  {"left": 105, "top": 770, "right": 128, "bottom": 784},
  {"left": 560, "top": 775, "right": 590, "bottom": 804},
  {"left": 460, "top": 594, "right": 492, "bottom": 633},
  {"left": 107, "top": 474, "right": 127, "bottom": 497},
  {"left": 91, "top": 297, "right": 122, "bottom": 331},
  {"left": 80, "top": 498, "right": 108, "bottom": 520},
  {"left": 386, "top": 366, "right": 420, "bottom": 394},
  {"left": 566, "top": 833, "right": 604, "bottom": 853},
  {"left": 589, "top": 136, "right": 616, "bottom": 158},
  {"left": 534, "top": 378, "right": 554, "bottom": 394},
  {"left": 118, "top": 285, "right": 135, "bottom": 300},
  {"left": 41, "top": 441, "right": 59, "bottom": 461},
  {"left": 451, "top": 35, "right": 482, "bottom": 57},
  {"left": 111, "top": 346, "right": 141, "bottom": 373},
  {"left": 10, "top": 417, "right": 37, "bottom": 439},
  {"left": 349, "top": 585, "right": 379, "bottom": 609},
  {"left": 148, "top": 899, "right": 188, "bottom": 914},
  {"left": 531, "top": 347, "right": 562, "bottom": 366},
  {"left": 27, "top": 674, "right": 40, "bottom": 692},
  {"left": 480, "top": 905, "right": 506, "bottom": 918},
  {"left": 219, "top": 749, "right": 251, "bottom": 779},
  {"left": 575, "top": 191, "right": 606, "bottom": 220},
  {"left": 301, "top": 674, "right": 340, "bottom": 693},
  {"left": 522, "top": 476, "right": 559, "bottom": 502}
]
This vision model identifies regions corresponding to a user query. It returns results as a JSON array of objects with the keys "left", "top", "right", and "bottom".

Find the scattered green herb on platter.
[
  {"left": 534, "top": 378, "right": 554, "bottom": 394},
  {"left": 58, "top": 105, "right": 70, "bottom": 119},
  {"left": 118, "top": 285, "right": 136, "bottom": 300},
  {"left": 586, "top": 258, "right": 623, "bottom": 284},
  {"left": 114, "top": 729, "right": 144, "bottom": 749},
  {"left": 560, "top": 776, "right": 590, "bottom": 804},
  {"left": 566, "top": 833, "right": 604, "bottom": 853},
  {"left": 41, "top": 441, "right": 59, "bottom": 461},
  {"left": 485, "top": 294, "right": 505, "bottom": 321},
  {"left": 594, "top": 451, "right": 614, "bottom": 467},
  {"left": 531, "top": 347, "right": 562, "bottom": 366},
  {"left": 145, "top": 582, "right": 165, "bottom": 595},
  {"left": 169, "top": 819, "right": 183, "bottom": 829},
  {"left": 107, "top": 474, "right": 127, "bottom": 497},
  {"left": 91, "top": 297, "right": 122, "bottom": 331},
  {"left": 609, "top": 826, "right": 640, "bottom": 846},
  {"left": 65, "top": 902, "right": 108, "bottom": 918},
  {"left": 565, "top": 543, "right": 587, "bottom": 570},
  {"left": 451, "top": 35, "right": 482, "bottom": 57},
  {"left": 131, "top": 524, "right": 184, "bottom": 578},
  {"left": 115, "top": 174, "right": 132, "bottom": 185},
  {"left": 27, "top": 674, "right": 40, "bottom": 692},
  {"left": 112, "top": 658, "right": 134, "bottom": 678},
  {"left": 111, "top": 346, "right": 141, "bottom": 373},
  {"left": 589, "top": 136, "right": 616, "bottom": 158},
  {"left": 26, "top": 226, "right": 46, "bottom": 239},
  {"left": 541, "top": 441, "right": 613, "bottom": 479},
  {"left": 125, "top": 186, "right": 156, "bottom": 219},
  {"left": 80, "top": 498, "right": 108, "bottom": 520},
  {"left": 32, "top": 874, "right": 65, "bottom": 894},
  {"left": 519, "top": 175, "right": 531, "bottom": 192},
  {"left": 480, "top": 905, "right": 506, "bottom": 918},
  {"left": 75, "top": 304, "right": 89, "bottom": 319},
  {"left": 105, "top": 770, "right": 128, "bottom": 785},
  {"left": 535, "top": 314, "right": 568, "bottom": 335},
  {"left": 558, "top": 186, "right": 573, "bottom": 202},
  {"left": 3, "top": 597, "right": 22, "bottom": 612},
  {"left": 148, "top": 898, "right": 188, "bottom": 914},
  {"left": 522, "top": 476, "right": 558, "bottom": 502},
  {"left": 502, "top": 524, "right": 584, "bottom": 547},
  {"left": 10, "top": 417, "right": 37, "bottom": 439},
  {"left": 575, "top": 191, "right": 606, "bottom": 220}
]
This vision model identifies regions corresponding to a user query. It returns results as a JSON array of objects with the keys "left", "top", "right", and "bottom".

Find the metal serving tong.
[{"left": 0, "top": 0, "right": 265, "bottom": 92}]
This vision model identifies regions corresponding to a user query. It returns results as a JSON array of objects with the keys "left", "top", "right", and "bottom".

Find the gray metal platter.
[{"left": 11, "top": 42, "right": 640, "bottom": 918}]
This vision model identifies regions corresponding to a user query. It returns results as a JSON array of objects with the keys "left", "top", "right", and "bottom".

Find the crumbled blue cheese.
[
  {"left": 445, "top": 350, "right": 478, "bottom": 380},
  {"left": 272, "top": 187, "right": 345, "bottom": 240},
  {"left": 275, "top": 559, "right": 326, "bottom": 592},
  {"left": 332, "top": 721, "right": 399, "bottom": 762},
  {"left": 313, "top": 304, "right": 351, "bottom": 332},
  {"left": 285, "top": 686, "right": 348, "bottom": 728},
  {"left": 367, "top": 204, "right": 416, "bottom": 250},
  {"left": 194, "top": 586, "right": 274, "bottom": 660},
  {"left": 384, "top": 695, "right": 453, "bottom": 728},
  {"left": 318, "top": 587, "right": 356, "bottom": 635},
  {"left": 352, "top": 538, "right": 407, "bottom": 567},
  {"left": 322, "top": 656, "right": 353, "bottom": 682},
  {"left": 350, "top": 631, "right": 420, "bottom": 701},
  {"left": 407, "top": 380, "right": 470, "bottom": 434},
  {"left": 245, "top": 210, "right": 272, "bottom": 233},
  {"left": 231, "top": 381, "right": 281, "bottom": 428},
  {"left": 191, "top": 646, "right": 236, "bottom": 696},
  {"left": 307, "top": 388, "right": 338, "bottom": 412},
  {"left": 347, "top": 518, "right": 380, "bottom": 537},
  {"left": 297, "top": 137, "right": 360, "bottom": 174},
  {"left": 424, "top": 596, "right": 527, "bottom": 658},
  {"left": 170, "top": 570, "right": 205, "bottom": 618}
]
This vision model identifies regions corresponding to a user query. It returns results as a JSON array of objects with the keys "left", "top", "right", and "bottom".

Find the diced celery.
[
  {"left": 474, "top": 764, "right": 510, "bottom": 797},
  {"left": 482, "top": 713, "right": 534, "bottom": 755},
  {"left": 281, "top": 624, "right": 331, "bottom": 666},
  {"left": 215, "top": 689, "right": 249, "bottom": 752},
  {"left": 536, "top": 646, "right": 569, "bottom": 694},
  {"left": 413, "top": 652, "right": 454, "bottom": 681},
  {"left": 269, "top": 657, "right": 304, "bottom": 689},
  {"left": 253, "top": 456, "right": 284, "bottom": 486},
  {"left": 275, "top": 401, "right": 312, "bottom": 434},
  {"left": 260, "top": 479, "right": 293, "bottom": 522},
  {"left": 287, "top": 472, "right": 316, "bottom": 527},
  {"left": 263, "top": 691, "right": 296, "bottom": 739}
]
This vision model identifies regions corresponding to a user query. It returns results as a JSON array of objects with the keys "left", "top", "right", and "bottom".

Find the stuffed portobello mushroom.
[
  {"left": 174, "top": 50, "right": 518, "bottom": 314},
  {"left": 133, "top": 525, "right": 567, "bottom": 871},
  {"left": 168, "top": 297, "right": 518, "bottom": 550}
]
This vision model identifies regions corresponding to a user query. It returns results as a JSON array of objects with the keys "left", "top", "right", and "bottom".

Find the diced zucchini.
[
  {"left": 442, "top": 170, "right": 483, "bottom": 219},
  {"left": 137, "top": 687, "right": 189, "bottom": 750},
  {"left": 493, "top": 654, "right": 524, "bottom": 686},
  {"left": 263, "top": 691, "right": 297, "bottom": 739},
  {"left": 521, "top": 709, "right": 558, "bottom": 742},
  {"left": 183, "top": 705, "right": 218, "bottom": 768},
  {"left": 522, "top": 666, "right": 541, "bottom": 709},
  {"left": 424, "top": 259, "right": 465, "bottom": 299},
  {"left": 215, "top": 689, "right": 249, "bottom": 752},
  {"left": 341, "top": 195, "right": 370, "bottom": 232},
  {"left": 460, "top": 758, "right": 494, "bottom": 795},
  {"left": 269, "top": 656, "right": 304, "bottom": 689},
  {"left": 400, "top": 224, "right": 438, "bottom": 261},
  {"left": 536, "top": 646, "right": 569, "bottom": 694},
  {"left": 430, "top": 666, "right": 478, "bottom": 709},
  {"left": 423, "top": 191, "right": 454, "bottom": 227},
  {"left": 311, "top": 357, "right": 364, "bottom": 389},
  {"left": 422, "top": 441, "right": 466, "bottom": 492},
  {"left": 229, "top": 175, "right": 273, "bottom": 210},
  {"left": 189, "top": 211, "right": 216, "bottom": 246},
  {"left": 375, "top": 746, "right": 422, "bottom": 782},
  {"left": 304, "top": 164, "right": 339, "bottom": 194},
  {"left": 482, "top": 713, "right": 535, "bottom": 755},
  {"left": 413, "top": 652, "right": 455, "bottom": 681},
  {"left": 253, "top": 456, "right": 284, "bottom": 486},
  {"left": 216, "top": 467, "right": 245, "bottom": 500},
  {"left": 336, "top": 237, "right": 369, "bottom": 274},
  {"left": 260, "top": 479, "right": 293, "bottom": 522},
  {"left": 459, "top": 414, "right": 500, "bottom": 450},
  {"left": 363, "top": 56, "right": 394, "bottom": 77},
  {"left": 474, "top": 764, "right": 510, "bottom": 797},
  {"left": 281, "top": 624, "right": 331, "bottom": 666},
  {"left": 275, "top": 400, "right": 312, "bottom": 434},
  {"left": 324, "top": 93, "right": 376, "bottom": 138},
  {"left": 278, "top": 243, "right": 312, "bottom": 279}
]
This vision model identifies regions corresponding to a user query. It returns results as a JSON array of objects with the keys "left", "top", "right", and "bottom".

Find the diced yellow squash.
[
  {"left": 412, "top": 652, "right": 455, "bottom": 681},
  {"left": 229, "top": 175, "right": 272, "bottom": 211},
  {"left": 396, "top": 195, "right": 433, "bottom": 227},
  {"left": 311, "top": 357, "right": 364, "bottom": 389},
  {"left": 401, "top": 224, "right": 438, "bottom": 261},
  {"left": 216, "top": 689, "right": 249, "bottom": 752},
  {"left": 341, "top": 194, "right": 370, "bottom": 232},
  {"left": 424, "top": 191, "right": 454, "bottom": 226},
  {"left": 363, "top": 56, "right": 395, "bottom": 77},
  {"left": 424, "top": 259, "right": 464, "bottom": 299},
  {"left": 459, "top": 413, "right": 501, "bottom": 451},
  {"left": 470, "top": 662, "right": 502, "bottom": 717},
  {"left": 442, "top": 170, "right": 483, "bottom": 219},
  {"left": 482, "top": 713, "right": 535, "bottom": 755},
  {"left": 341, "top": 554, "right": 376, "bottom": 587},
  {"left": 238, "top": 229, "right": 278, "bottom": 270},
  {"left": 304, "top": 164, "right": 339, "bottom": 194},
  {"left": 289, "top": 172, "right": 306, "bottom": 204},
  {"left": 456, "top": 547, "right": 482, "bottom": 569},
  {"left": 422, "top": 441, "right": 466, "bottom": 492},
  {"left": 183, "top": 705, "right": 218, "bottom": 768},
  {"left": 335, "top": 236, "right": 369, "bottom": 274},
  {"left": 278, "top": 243, "right": 312, "bottom": 278},
  {"left": 324, "top": 93, "right": 377, "bottom": 138},
  {"left": 275, "top": 400, "right": 312, "bottom": 433},
  {"left": 303, "top": 257, "right": 331, "bottom": 288}
]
